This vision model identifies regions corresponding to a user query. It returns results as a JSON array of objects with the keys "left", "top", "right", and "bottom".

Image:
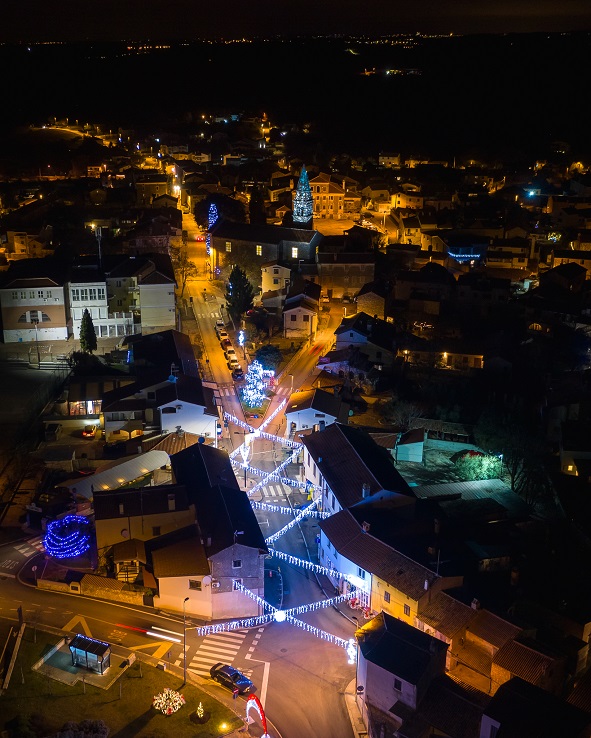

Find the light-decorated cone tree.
[
  {"left": 79, "top": 308, "right": 98, "bottom": 353},
  {"left": 242, "top": 360, "right": 266, "bottom": 408}
]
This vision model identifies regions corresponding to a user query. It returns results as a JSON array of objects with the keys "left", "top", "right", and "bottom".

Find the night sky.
[{"left": 1, "top": 0, "right": 590, "bottom": 41}]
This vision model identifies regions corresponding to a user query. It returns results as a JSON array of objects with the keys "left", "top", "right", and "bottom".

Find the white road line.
[
  {"left": 197, "top": 642, "right": 240, "bottom": 655},
  {"left": 207, "top": 633, "right": 245, "bottom": 643}
]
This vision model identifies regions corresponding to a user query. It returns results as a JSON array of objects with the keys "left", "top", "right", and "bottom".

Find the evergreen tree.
[
  {"left": 248, "top": 185, "right": 267, "bottom": 225},
  {"left": 226, "top": 265, "right": 254, "bottom": 320},
  {"left": 79, "top": 309, "right": 97, "bottom": 353}
]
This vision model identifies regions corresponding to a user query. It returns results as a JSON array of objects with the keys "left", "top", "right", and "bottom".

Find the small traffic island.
[{"left": 1, "top": 627, "right": 243, "bottom": 738}]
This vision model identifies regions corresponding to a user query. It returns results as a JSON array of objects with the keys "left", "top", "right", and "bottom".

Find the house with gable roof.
[
  {"left": 284, "top": 388, "right": 350, "bottom": 435},
  {"left": 334, "top": 311, "right": 398, "bottom": 368},
  {"left": 355, "top": 612, "right": 489, "bottom": 738},
  {"left": 101, "top": 371, "right": 218, "bottom": 442}
]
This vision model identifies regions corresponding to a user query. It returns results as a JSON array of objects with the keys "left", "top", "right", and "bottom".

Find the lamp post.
[
  {"left": 288, "top": 373, "right": 294, "bottom": 395},
  {"left": 31, "top": 317, "right": 40, "bottom": 367},
  {"left": 182, "top": 596, "right": 189, "bottom": 685}
]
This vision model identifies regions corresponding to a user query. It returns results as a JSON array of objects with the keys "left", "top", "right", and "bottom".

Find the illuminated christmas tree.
[
  {"left": 206, "top": 202, "right": 218, "bottom": 256},
  {"left": 292, "top": 165, "right": 313, "bottom": 226},
  {"left": 242, "top": 360, "right": 266, "bottom": 408}
]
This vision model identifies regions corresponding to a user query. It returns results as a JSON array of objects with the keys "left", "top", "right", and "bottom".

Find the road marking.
[
  {"left": 130, "top": 641, "right": 174, "bottom": 660},
  {"left": 63, "top": 614, "right": 92, "bottom": 636},
  {"left": 246, "top": 654, "right": 271, "bottom": 709}
]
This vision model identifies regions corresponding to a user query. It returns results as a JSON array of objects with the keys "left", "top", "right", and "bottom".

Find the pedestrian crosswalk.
[
  {"left": 275, "top": 386, "right": 291, "bottom": 396},
  {"left": 14, "top": 536, "right": 45, "bottom": 558},
  {"left": 262, "top": 483, "right": 288, "bottom": 501},
  {"left": 188, "top": 629, "right": 253, "bottom": 678}
]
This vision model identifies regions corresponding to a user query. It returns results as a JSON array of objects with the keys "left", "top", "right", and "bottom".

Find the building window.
[
  {"left": 357, "top": 568, "right": 366, "bottom": 579},
  {"left": 226, "top": 241, "right": 232, "bottom": 252},
  {"left": 274, "top": 268, "right": 279, "bottom": 274},
  {"left": 489, "top": 726, "right": 498, "bottom": 738},
  {"left": 394, "top": 678, "right": 402, "bottom": 691},
  {"left": 162, "top": 407, "right": 177, "bottom": 414},
  {"left": 291, "top": 314, "right": 297, "bottom": 321},
  {"left": 189, "top": 580, "right": 202, "bottom": 591},
  {"left": 403, "top": 604, "right": 410, "bottom": 617},
  {"left": 118, "top": 503, "right": 124, "bottom": 515},
  {"left": 273, "top": 278, "right": 279, "bottom": 285},
  {"left": 384, "top": 591, "right": 391, "bottom": 604},
  {"left": 232, "top": 559, "right": 242, "bottom": 569},
  {"left": 152, "top": 526, "right": 161, "bottom": 536},
  {"left": 72, "top": 289, "right": 80, "bottom": 301},
  {"left": 11, "top": 291, "right": 17, "bottom": 300},
  {"left": 20, "top": 291, "right": 26, "bottom": 299},
  {"left": 302, "top": 314, "right": 309, "bottom": 322},
  {"left": 98, "top": 287, "right": 105, "bottom": 300},
  {"left": 167, "top": 493, "right": 176, "bottom": 511},
  {"left": 256, "top": 244, "right": 262, "bottom": 256},
  {"left": 292, "top": 247, "right": 298, "bottom": 258}
]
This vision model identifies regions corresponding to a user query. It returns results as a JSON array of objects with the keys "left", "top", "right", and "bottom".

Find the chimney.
[
  {"left": 362, "top": 521, "right": 371, "bottom": 533},
  {"left": 424, "top": 579, "right": 429, "bottom": 591},
  {"left": 362, "top": 483, "right": 370, "bottom": 498},
  {"left": 471, "top": 598, "right": 481, "bottom": 610},
  {"left": 319, "top": 420, "right": 326, "bottom": 431}
]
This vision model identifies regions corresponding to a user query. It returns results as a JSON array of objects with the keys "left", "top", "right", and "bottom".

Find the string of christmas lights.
[
  {"left": 247, "top": 449, "right": 302, "bottom": 495},
  {"left": 283, "top": 613, "right": 349, "bottom": 649},
  {"left": 259, "top": 398, "right": 287, "bottom": 431},
  {"left": 250, "top": 500, "right": 329, "bottom": 518},
  {"left": 223, "top": 410, "right": 301, "bottom": 450},
  {"left": 195, "top": 613, "right": 275, "bottom": 637},
  {"left": 44, "top": 515, "right": 91, "bottom": 559},
  {"left": 268, "top": 549, "right": 369, "bottom": 591},
  {"left": 265, "top": 498, "right": 321, "bottom": 544},
  {"left": 232, "top": 581, "right": 357, "bottom": 620}
]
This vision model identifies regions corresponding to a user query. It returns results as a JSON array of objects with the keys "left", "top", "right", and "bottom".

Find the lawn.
[{"left": 1, "top": 628, "right": 243, "bottom": 738}]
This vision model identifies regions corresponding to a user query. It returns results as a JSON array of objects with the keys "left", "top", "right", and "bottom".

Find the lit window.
[
  {"left": 256, "top": 244, "right": 262, "bottom": 256},
  {"left": 292, "top": 247, "right": 298, "bottom": 258},
  {"left": 567, "top": 465, "right": 574, "bottom": 471},
  {"left": 226, "top": 241, "right": 232, "bottom": 253}
]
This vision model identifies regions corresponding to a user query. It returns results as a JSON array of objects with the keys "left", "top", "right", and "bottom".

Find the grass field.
[{"left": 1, "top": 628, "right": 242, "bottom": 738}]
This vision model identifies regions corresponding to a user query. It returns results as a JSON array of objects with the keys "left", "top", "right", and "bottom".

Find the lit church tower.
[{"left": 292, "top": 165, "right": 313, "bottom": 229}]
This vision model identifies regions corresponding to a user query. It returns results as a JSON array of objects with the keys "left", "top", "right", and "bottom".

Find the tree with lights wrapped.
[
  {"left": 44, "top": 515, "right": 91, "bottom": 559},
  {"left": 292, "top": 165, "right": 313, "bottom": 227},
  {"left": 206, "top": 202, "right": 218, "bottom": 256},
  {"left": 242, "top": 360, "right": 266, "bottom": 408}
]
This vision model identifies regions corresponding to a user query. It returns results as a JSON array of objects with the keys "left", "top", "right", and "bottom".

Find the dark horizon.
[{"left": 1, "top": 0, "right": 591, "bottom": 42}]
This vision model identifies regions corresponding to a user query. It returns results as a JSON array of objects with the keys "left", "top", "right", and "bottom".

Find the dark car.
[
  {"left": 232, "top": 368, "right": 245, "bottom": 381},
  {"left": 209, "top": 663, "right": 254, "bottom": 694},
  {"left": 220, "top": 338, "right": 232, "bottom": 348}
]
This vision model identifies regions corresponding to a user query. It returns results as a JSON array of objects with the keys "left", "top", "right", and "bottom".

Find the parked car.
[
  {"left": 218, "top": 329, "right": 229, "bottom": 341},
  {"left": 228, "top": 358, "right": 241, "bottom": 371},
  {"left": 209, "top": 663, "right": 254, "bottom": 694},
  {"left": 82, "top": 424, "right": 98, "bottom": 438},
  {"left": 342, "top": 295, "right": 353, "bottom": 304},
  {"left": 225, "top": 348, "right": 237, "bottom": 360},
  {"left": 232, "top": 368, "right": 245, "bottom": 381},
  {"left": 320, "top": 295, "right": 330, "bottom": 303},
  {"left": 221, "top": 338, "right": 232, "bottom": 349},
  {"left": 215, "top": 319, "right": 225, "bottom": 331},
  {"left": 246, "top": 306, "right": 268, "bottom": 316}
]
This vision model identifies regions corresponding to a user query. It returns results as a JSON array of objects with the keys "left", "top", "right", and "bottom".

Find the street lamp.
[
  {"left": 182, "top": 596, "right": 189, "bottom": 685},
  {"left": 288, "top": 373, "right": 294, "bottom": 394},
  {"left": 31, "top": 317, "right": 40, "bottom": 367}
]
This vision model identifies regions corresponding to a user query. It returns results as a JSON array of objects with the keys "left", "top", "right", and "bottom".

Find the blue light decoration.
[
  {"left": 44, "top": 515, "right": 91, "bottom": 559},
  {"left": 206, "top": 202, "right": 218, "bottom": 257},
  {"left": 241, "top": 360, "right": 266, "bottom": 408}
]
